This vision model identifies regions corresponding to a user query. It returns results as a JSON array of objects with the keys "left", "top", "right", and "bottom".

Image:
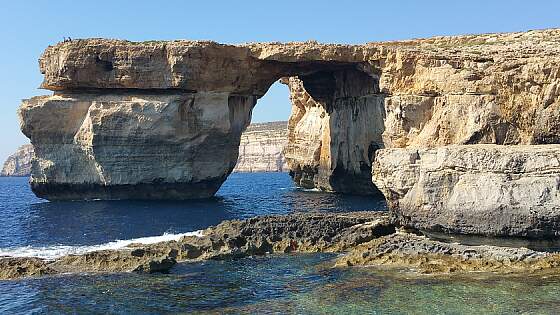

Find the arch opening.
[{"left": 235, "top": 62, "right": 386, "bottom": 195}]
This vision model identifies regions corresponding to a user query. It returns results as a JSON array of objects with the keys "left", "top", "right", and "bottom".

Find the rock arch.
[{"left": 20, "top": 30, "right": 560, "bottom": 200}]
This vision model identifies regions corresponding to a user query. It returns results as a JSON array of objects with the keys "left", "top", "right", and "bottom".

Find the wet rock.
[
  {"left": 336, "top": 233, "right": 560, "bottom": 274},
  {"left": 372, "top": 144, "right": 560, "bottom": 238},
  {"left": 0, "top": 257, "right": 55, "bottom": 279},
  {"left": 180, "top": 211, "right": 394, "bottom": 259},
  {"left": 0, "top": 212, "right": 393, "bottom": 280},
  {"left": 50, "top": 247, "right": 179, "bottom": 274}
]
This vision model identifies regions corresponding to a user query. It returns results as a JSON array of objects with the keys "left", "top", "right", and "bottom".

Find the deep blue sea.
[{"left": 1, "top": 173, "right": 560, "bottom": 314}]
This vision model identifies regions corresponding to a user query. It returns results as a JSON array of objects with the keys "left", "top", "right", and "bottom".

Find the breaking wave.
[{"left": 0, "top": 230, "right": 202, "bottom": 261}]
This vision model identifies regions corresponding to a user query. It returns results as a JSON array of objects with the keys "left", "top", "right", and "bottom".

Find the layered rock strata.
[
  {"left": 5, "top": 212, "right": 560, "bottom": 280},
  {"left": 1, "top": 144, "right": 33, "bottom": 177},
  {"left": 2, "top": 121, "right": 288, "bottom": 178},
  {"left": 20, "top": 29, "right": 560, "bottom": 199},
  {"left": 372, "top": 144, "right": 560, "bottom": 238},
  {"left": 233, "top": 121, "right": 288, "bottom": 172},
  {"left": 20, "top": 91, "right": 254, "bottom": 200}
]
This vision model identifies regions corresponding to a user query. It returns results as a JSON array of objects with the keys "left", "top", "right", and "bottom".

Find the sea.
[{"left": 1, "top": 173, "right": 560, "bottom": 314}]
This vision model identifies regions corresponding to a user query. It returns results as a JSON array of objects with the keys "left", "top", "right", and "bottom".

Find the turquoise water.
[{"left": 1, "top": 174, "right": 560, "bottom": 314}]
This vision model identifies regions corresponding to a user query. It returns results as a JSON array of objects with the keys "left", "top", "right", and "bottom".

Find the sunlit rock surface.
[
  {"left": 337, "top": 233, "right": 560, "bottom": 274},
  {"left": 1, "top": 144, "right": 33, "bottom": 177},
  {"left": 20, "top": 92, "right": 254, "bottom": 200},
  {"left": 20, "top": 29, "right": 560, "bottom": 199},
  {"left": 372, "top": 144, "right": 560, "bottom": 237},
  {"left": 234, "top": 121, "right": 288, "bottom": 172}
]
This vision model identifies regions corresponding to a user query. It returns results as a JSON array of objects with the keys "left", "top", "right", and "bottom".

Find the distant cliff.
[
  {"left": 233, "top": 121, "right": 288, "bottom": 172},
  {"left": 2, "top": 123, "right": 287, "bottom": 177},
  {"left": 1, "top": 144, "right": 33, "bottom": 177}
]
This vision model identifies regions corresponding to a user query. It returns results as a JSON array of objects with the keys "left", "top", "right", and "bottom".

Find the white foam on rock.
[{"left": 0, "top": 230, "right": 203, "bottom": 261}]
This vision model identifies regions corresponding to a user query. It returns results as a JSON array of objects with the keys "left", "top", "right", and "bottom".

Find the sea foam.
[{"left": 0, "top": 230, "right": 202, "bottom": 261}]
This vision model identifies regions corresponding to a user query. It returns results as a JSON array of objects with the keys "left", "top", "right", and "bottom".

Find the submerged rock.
[
  {"left": 372, "top": 144, "right": 560, "bottom": 238},
  {"left": 336, "top": 233, "right": 560, "bottom": 275}
]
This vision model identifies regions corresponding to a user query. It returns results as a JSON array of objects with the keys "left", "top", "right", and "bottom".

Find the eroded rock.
[
  {"left": 372, "top": 144, "right": 560, "bottom": 237},
  {"left": 19, "top": 91, "right": 254, "bottom": 200},
  {"left": 22, "top": 29, "right": 560, "bottom": 199},
  {"left": 0, "top": 257, "right": 55, "bottom": 279},
  {"left": 336, "top": 233, "right": 560, "bottom": 274},
  {"left": 0, "top": 211, "right": 393, "bottom": 280}
]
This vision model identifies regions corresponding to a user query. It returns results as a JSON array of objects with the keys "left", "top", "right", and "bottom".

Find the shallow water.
[{"left": 1, "top": 174, "right": 560, "bottom": 314}]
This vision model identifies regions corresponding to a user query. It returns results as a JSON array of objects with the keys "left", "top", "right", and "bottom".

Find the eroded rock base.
[
  {"left": 30, "top": 179, "right": 224, "bottom": 201},
  {"left": 372, "top": 144, "right": 560, "bottom": 238}
]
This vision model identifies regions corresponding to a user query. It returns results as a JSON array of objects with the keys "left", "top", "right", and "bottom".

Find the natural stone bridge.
[{"left": 20, "top": 29, "right": 560, "bottom": 201}]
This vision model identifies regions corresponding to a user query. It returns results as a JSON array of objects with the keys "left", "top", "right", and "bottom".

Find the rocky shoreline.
[{"left": 4, "top": 211, "right": 560, "bottom": 281}]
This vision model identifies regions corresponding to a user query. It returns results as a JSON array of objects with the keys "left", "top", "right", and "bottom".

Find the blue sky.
[{"left": 1, "top": 0, "right": 559, "bottom": 162}]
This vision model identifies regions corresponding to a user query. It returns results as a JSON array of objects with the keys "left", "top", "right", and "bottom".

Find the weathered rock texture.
[
  {"left": 20, "top": 91, "right": 253, "bottom": 200},
  {"left": 372, "top": 144, "right": 560, "bottom": 238},
  {"left": 1, "top": 144, "right": 33, "bottom": 177},
  {"left": 0, "top": 211, "right": 394, "bottom": 280},
  {"left": 233, "top": 121, "right": 288, "bottom": 172},
  {"left": 5, "top": 212, "right": 560, "bottom": 280},
  {"left": 2, "top": 122, "right": 287, "bottom": 178},
  {"left": 20, "top": 29, "right": 560, "bottom": 199},
  {"left": 337, "top": 233, "right": 560, "bottom": 274}
]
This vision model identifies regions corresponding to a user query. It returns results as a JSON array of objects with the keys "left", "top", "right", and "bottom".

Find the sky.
[{"left": 1, "top": 0, "right": 560, "bottom": 162}]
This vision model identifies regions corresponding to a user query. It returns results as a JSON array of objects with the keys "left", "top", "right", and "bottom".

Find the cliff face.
[
  {"left": 1, "top": 144, "right": 34, "bottom": 177},
  {"left": 372, "top": 145, "right": 560, "bottom": 237},
  {"left": 3, "top": 121, "right": 288, "bottom": 179},
  {"left": 234, "top": 121, "right": 288, "bottom": 173},
  {"left": 20, "top": 29, "right": 560, "bottom": 200}
]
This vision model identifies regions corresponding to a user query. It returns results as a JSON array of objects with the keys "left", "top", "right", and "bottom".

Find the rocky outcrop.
[
  {"left": 233, "top": 121, "right": 288, "bottom": 172},
  {"left": 20, "top": 29, "right": 560, "bottom": 199},
  {"left": 0, "top": 211, "right": 394, "bottom": 280},
  {"left": 2, "top": 122, "right": 287, "bottom": 179},
  {"left": 0, "top": 257, "right": 55, "bottom": 279},
  {"left": 336, "top": 233, "right": 560, "bottom": 274},
  {"left": 6, "top": 211, "right": 560, "bottom": 280},
  {"left": 372, "top": 144, "right": 560, "bottom": 238},
  {"left": 20, "top": 92, "right": 254, "bottom": 200},
  {"left": 1, "top": 144, "right": 33, "bottom": 177},
  {"left": 283, "top": 77, "right": 385, "bottom": 194}
]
